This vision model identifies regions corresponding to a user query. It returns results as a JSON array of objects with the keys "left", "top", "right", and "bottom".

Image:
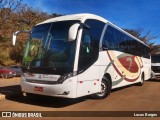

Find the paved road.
[{"left": 0, "top": 79, "right": 160, "bottom": 111}]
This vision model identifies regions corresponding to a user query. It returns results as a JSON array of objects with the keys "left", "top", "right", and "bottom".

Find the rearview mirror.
[
  {"left": 12, "top": 30, "right": 30, "bottom": 45},
  {"left": 68, "top": 23, "right": 80, "bottom": 42},
  {"left": 12, "top": 33, "right": 17, "bottom": 46}
]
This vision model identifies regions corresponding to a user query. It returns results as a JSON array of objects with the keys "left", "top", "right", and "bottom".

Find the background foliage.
[
  {"left": 0, "top": 0, "right": 159, "bottom": 66},
  {"left": 0, "top": 0, "right": 61, "bottom": 66}
]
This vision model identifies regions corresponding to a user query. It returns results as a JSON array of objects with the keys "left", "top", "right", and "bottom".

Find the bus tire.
[
  {"left": 137, "top": 73, "right": 144, "bottom": 86},
  {"left": 91, "top": 76, "right": 111, "bottom": 99}
]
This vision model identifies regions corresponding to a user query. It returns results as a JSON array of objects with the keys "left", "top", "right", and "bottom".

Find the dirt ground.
[
  {"left": 0, "top": 78, "right": 160, "bottom": 119},
  {"left": 0, "top": 77, "right": 20, "bottom": 87}
]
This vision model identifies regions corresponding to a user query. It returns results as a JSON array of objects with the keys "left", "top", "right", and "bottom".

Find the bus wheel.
[
  {"left": 92, "top": 77, "right": 111, "bottom": 99},
  {"left": 137, "top": 73, "right": 144, "bottom": 86}
]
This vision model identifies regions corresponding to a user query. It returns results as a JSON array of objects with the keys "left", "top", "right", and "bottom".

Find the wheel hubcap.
[
  {"left": 100, "top": 82, "right": 106, "bottom": 94},
  {"left": 97, "top": 81, "right": 107, "bottom": 97}
]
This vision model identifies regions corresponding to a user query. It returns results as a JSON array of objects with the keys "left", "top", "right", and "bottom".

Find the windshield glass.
[
  {"left": 152, "top": 55, "right": 160, "bottom": 63},
  {"left": 23, "top": 20, "right": 79, "bottom": 75}
]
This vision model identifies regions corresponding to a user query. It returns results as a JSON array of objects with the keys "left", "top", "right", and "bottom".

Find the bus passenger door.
[{"left": 76, "top": 29, "right": 100, "bottom": 98}]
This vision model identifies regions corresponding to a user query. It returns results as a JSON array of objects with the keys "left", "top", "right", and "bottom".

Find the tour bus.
[
  {"left": 151, "top": 54, "right": 160, "bottom": 79},
  {"left": 12, "top": 13, "right": 151, "bottom": 99}
]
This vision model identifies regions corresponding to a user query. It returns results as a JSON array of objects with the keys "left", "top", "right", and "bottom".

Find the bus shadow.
[
  {"left": 4, "top": 83, "right": 140, "bottom": 108},
  {"left": 5, "top": 90, "right": 91, "bottom": 108},
  {"left": 111, "top": 84, "right": 134, "bottom": 93},
  {"left": 111, "top": 79, "right": 160, "bottom": 93},
  {"left": 4, "top": 80, "right": 155, "bottom": 108},
  {"left": 5, "top": 85, "right": 136, "bottom": 108},
  {"left": 147, "top": 79, "right": 160, "bottom": 82},
  {"left": 0, "top": 85, "right": 22, "bottom": 97}
]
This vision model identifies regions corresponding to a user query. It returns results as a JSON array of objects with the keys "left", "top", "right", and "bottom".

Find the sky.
[{"left": 23, "top": 0, "right": 160, "bottom": 44}]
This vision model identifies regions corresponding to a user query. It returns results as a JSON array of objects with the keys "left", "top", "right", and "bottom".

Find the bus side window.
[{"left": 102, "top": 26, "right": 116, "bottom": 50}]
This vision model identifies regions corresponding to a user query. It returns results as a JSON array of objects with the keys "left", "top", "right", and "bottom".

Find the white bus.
[
  {"left": 12, "top": 13, "right": 151, "bottom": 99},
  {"left": 151, "top": 54, "right": 160, "bottom": 79}
]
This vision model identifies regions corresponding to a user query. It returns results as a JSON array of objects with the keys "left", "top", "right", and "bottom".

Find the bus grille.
[
  {"left": 26, "top": 79, "right": 57, "bottom": 85},
  {"left": 152, "top": 66, "right": 160, "bottom": 73}
]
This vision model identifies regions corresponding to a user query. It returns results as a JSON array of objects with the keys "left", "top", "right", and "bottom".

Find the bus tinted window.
[
  {"left": 152, "top": 55, "right": 160, "bottom": 63},
  {"left": 102, "top": 25, "right": 150, "bottom": 58},
  {"left": 102, "top": 26, "right": 116, "bottom": 49},
  {"left": 78, "top": 19, "right": 105, "bottom": 71}
]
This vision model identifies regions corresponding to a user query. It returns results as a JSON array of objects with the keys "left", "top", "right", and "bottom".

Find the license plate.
[{"left": 34, "top": 86, "right": 43, "bottom": 92}]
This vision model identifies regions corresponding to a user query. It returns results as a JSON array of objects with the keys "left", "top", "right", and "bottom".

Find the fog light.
[{"left": 63, "top": 91, "right": 70, "bottom": 95}]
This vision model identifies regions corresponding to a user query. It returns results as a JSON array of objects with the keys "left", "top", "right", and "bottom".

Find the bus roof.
[
  {"left": 37, "top": 13, "right": 149, "bottom": 48},
  {"left": 37, "top": 13, "right": 107, "bottom": 25}
]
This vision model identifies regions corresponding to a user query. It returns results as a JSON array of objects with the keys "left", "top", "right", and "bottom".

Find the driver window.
[
  {"left": 78, "top": 19, "right": 105, "bottom": 72},
  {"left": 78, "top": 31, "right": 93, "bottom": 70}
]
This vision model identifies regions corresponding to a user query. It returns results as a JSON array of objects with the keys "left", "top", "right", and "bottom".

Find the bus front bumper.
[
  {"left": 20, "top": 77, "right": 77, "bottom": 98},
  {"left": 151, "top": 72, "right": 160, "bottom": 79}
]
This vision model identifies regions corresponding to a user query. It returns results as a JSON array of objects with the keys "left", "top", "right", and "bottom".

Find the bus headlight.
[{"left": 57, "top": 71, "right": 77, "bottom": 84}]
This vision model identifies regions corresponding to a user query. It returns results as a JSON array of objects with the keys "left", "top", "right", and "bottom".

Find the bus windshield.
[{"left": 23, "top": 20, "right": 79, "bottom": 75}]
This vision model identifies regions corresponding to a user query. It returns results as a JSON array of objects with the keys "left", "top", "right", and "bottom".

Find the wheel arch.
[
  {"left": 103, "top": 73, "right": 112, "bottom": 87},
  {"left": 141, "top": 71, "right": 145, "bottom": 80}
]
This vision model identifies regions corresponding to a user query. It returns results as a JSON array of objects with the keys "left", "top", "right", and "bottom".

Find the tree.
[
  {"left": 0, "top": 0, "right": 22, "bottom": 27},
  {"left": 124, "top": 28, "right": 160, "bottom": 54},
  {"left": 0, "top": 1, "right": 62, "bottom": 66}
]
